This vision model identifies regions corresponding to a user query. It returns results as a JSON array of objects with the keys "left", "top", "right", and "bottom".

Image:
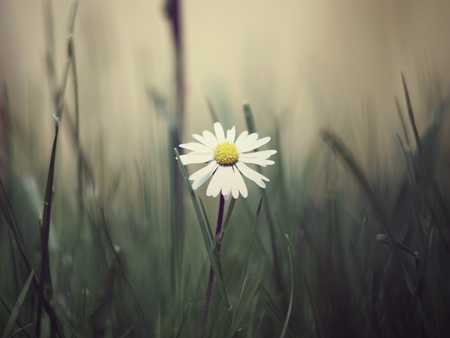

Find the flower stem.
[{"left": 200, "top": 194, "right": 225, "bottom": 337}]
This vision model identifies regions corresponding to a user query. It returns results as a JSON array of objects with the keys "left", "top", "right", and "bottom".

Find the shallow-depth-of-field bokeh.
[{"left": 1, "top": 1, "right": 450, "bottom": 337}]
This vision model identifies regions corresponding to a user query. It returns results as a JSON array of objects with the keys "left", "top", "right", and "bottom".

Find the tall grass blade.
[
  {"left": 36, "top": 121, "right": 59, "bottom": 337},
  {"left": 100, "top": 209, "right": 149, "bottom": 331},
  {"left": 280, "top": 237, "right": 294, "bottom": 338},
  {"left": 320, "top": 131, "right": 417, "bottom": 282},
  {"left": 225, "top": 198, "right": 263, "bottom": 338},
  {"left": 222, "top": 197, "right": 237, "bottom": 232},
  {"left": 2, "top": 270, "right": 34, "bottom": 338},
  {"left": 395, "top": 97, "right": 411, "bottom": 150},
  {"left": 174, "top": 149, "right": 231, "bottom": 310},
  {"left": 321, "top": 130, "right": 393, "bottom": 243},
  {"left": 258, "top": 285, "right": 294, "bottom": 338},
  {"left": 207, "top": 98, "right": 219, "bottom": 123},
  {"left": 199, "top": 198, "right": 213, "bottom": 241},
  {"left": 242, "top": 102, "right": 256, "bottom": 134},
  {"left": 225, "top": 261, "right": 265, "bottom": 338},
  {"left": 242, "top": 103, "right": 285, "bottom": 309},
  {"left": 0, "top": 178, "right": 32, "bottom": 272},
  {"left": 238, "top": 198, "right": 262, "bottom": 301},
  {"left": 174, "top": 298, "right": 192, "bottom": 338},
  {"left": 300, "top": 269, "right": 321, "bottom": 338},
  {"left": 1, "top": 175, "right": 62, "bottom": 334},
  {"left": 401, "top": 74, "right": 421, "bottom": 156}
]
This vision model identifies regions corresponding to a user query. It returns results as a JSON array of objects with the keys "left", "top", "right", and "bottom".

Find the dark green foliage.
[{"left": 1, "top": 2, "right": 450, "bottom": 337}]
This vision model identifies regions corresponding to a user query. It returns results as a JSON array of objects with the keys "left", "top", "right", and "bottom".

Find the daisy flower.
[{"left": 179, "top": 122, "right": 276, "bottom": 199}]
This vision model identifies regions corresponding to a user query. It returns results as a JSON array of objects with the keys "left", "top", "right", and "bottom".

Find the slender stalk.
[
  {"left": 201, "top": 194, "right": 225, "bottom": 338},
  {"left": 165, "top": 0, "right": 185, "bottom": 291}
]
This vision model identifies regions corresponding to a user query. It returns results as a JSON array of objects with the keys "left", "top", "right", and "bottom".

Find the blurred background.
[
  {"left": 1, "top": 1, "right": 450, "bottom": 336},
  {"left": 2, "top": 0, "right": 450, "bottom": 169}
]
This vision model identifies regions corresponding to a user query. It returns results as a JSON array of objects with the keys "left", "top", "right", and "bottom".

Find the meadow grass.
[{"left": 1, "top": 2, "right": 450, "bottom": 338}]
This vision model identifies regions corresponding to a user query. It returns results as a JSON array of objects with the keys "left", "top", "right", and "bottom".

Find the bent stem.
[{"left": 201, "top": 194, "right": 226, "bottom": 338}]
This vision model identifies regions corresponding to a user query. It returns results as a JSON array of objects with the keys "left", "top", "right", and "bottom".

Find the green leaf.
[{"left": 2, "top": 270, "right": 34, "bottom": 338}]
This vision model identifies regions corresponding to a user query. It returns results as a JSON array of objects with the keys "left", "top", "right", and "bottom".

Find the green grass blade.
[
  {"left": 2, "top": 270, "right": 34, "bottom": 338},
  {"left": 222, "top": 197, "right": 236, "bottom": 232},
  {"left": 242, "top": 102, "right": 256, "bottom": 134},
  {"left": 321, "top": 130, "right": 392, "bottom": 242},
  {"left": 174, "top": 298, "right": 192, "bottom": 338},
  {"left": 174, "top": 149, "right": 231, "bottom": 310},
  {"left": 280, "top": 237, "right": 294, "bottom": 338},
  {"left": 242, "top": 103, "right": 285, "bottom": 308},
  {"left": 258, "top": 285, "right": 294, "bottom": 338},
  {"left": 225, "top": 260, "right": 265, "bottom": 338},
  {"left": 36, "top": 121, "right": 59, "bottom": 337},
  {"left": 300, "top": 269, "right": 322, "bottom": 338},
  {"left": 0, "top": 178, "right": 33, "bottom": 274},
  {"left": 321, "top": 130, "right": 420, "bottom": 304},
  {"left": 395, "top": 97, "right": 411, "bottom": 150},
  {"left": 207, "top": 97, "right": 219, "bottom": 123},
  {"left": 238, "top": 198, "right": 262, "bottom": 301},
  {"left": 401, "top": 74, "right": 421, "bottom": 156},
  {"left": 225, "top": 198, "right": 263, "bottom": 338},
  {"left": 100, "top": 209, "right": 149, "bottom": 331},
  {"left": 199, "top": 198, "right": 213, "bottom": 242}
]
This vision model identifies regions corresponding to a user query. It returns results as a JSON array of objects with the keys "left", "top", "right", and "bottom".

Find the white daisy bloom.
[{"left": 179, "top": 122, "right": 277, "bottom": 199}]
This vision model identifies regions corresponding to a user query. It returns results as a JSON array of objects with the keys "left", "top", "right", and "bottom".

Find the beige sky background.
[{"left": 1, "top": 0, "right": 450, "bottom": 179}]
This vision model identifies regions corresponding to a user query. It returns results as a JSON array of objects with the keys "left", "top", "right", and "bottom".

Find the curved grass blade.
[
  {"left": 100, "top": 209, "right": 149, "bottom": 331},
  {"left": 258, "top": 285, "right": 294, "bottom": 338},
  {"left": 242, "top": 103, "right": 286, "bottom": 308},
  {"left": 174, "top": 298, "right": 192, "bottom": 338},
  {"left": 174, "top": 149, "right": 231, "bottom": 311},
  {"left": 321, "top": 129, "right": 434, "bottom": 333},
  {"left": 321, "top": 130, "right": 394, "bottom": 245},
  {"left": 0, "top": 178, "right": 33, "bottom": 274},
  {"left": 207, "top": 97, "right": 219, "bottom": 123},
  {"left": 280, "top": 237, "right": 294, "bottom": 338},
  {"left": 225, "top": 261, "right": 265, "bottom": 338},
  {"left": 2, "top": 270, "right": 34, "bottom": 338},
  {"left": 36, "top": 121, "right": 59, "bottom": 337}
]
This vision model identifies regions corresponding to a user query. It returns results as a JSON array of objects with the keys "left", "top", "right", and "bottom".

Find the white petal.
[
  {"left": 214, "top": 122, "right": 226, "bottom": 143},
  {"left": 180, "top": 153, "right": 212, "bottom": 165},
  {"left": 226, "top": 126, "right": 236, "bottom": 143},
  {"left": 239, "top": 136, "right": 271, "bottom": 152},
  {"left": 202, "top": 130, "right": 219, "bottom": 146},
  {"left": 179, "top": 142, "right": 213, "bottom": 152},
  {"left": 206, "top": 166, "right": 226, "bottom": 197},
  {"left": 193, "top": 133, "right": 217, "bottom": 148},
  {"left": 240, "top": 149, "right": 277, "bottom": 159},
  {"left": 220, "top": 166, "right": 234, "bottom": 198},
  {"left": 239, "top": 157, "right": 275, "bottom": 166},
  {"left": 231, "top": 166, "right": 248, "bottom": 198},
  {"left": 236, "top": 161, "right": 269, "bottom": 188},
  {"left": 190, "top": 162, "right": 218, "bottom": 190},
  {"left": 234, "top": 131, "right": 248, "bottom": 146},
  {"left": 235, "top": 132, "right": 258, "bottom": 149}
]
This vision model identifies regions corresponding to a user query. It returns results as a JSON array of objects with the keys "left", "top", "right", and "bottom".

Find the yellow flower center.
[{"left": 213, "top": 142, "right": 239, "bottom": 165}]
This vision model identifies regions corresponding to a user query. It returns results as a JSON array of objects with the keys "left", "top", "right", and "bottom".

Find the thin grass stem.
[{"left": 201, "top": 194, "right": 226, "bottom": 338}]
